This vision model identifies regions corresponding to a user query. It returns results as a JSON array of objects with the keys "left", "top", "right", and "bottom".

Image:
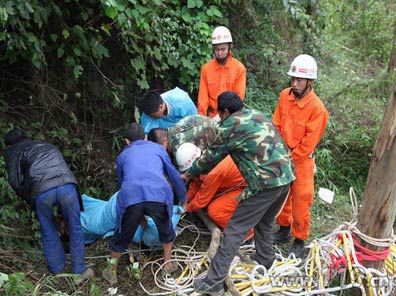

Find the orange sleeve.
[
  {"left": 198, "top": 66, "right": 209, "bottom": 116},
  {"left": 272, "top": 99, "right": 282, "bottom": 132},
  {"left": 291, "top": 107, "right": 328, "bottom": 161},
  {"left": 234, "top": 65, "right": 246, "bottom": 100},
  {"left": 187, "top": 177, "right": 203, "bottom": 202},
  {"left": 186, "top": 165, "right": 225, "bottom": 213}
]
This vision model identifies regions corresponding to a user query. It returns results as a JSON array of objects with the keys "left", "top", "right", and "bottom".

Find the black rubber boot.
[
  {"left": 273, "top": 225, "right": 291, "bottom": 245},
  {"left": 288, "top": 238, "right": 305, "bottom": 258}
]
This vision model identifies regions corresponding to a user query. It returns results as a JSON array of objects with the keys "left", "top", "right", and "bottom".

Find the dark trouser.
[
  {"left": 204, "top": 184, "right": 291, "bottom": 286},
  {"left": 110, "top": 202, "right": 175, "bottom": 253},
  {"left": 35, "top": 183, "right": 87, "bottom": 274}
]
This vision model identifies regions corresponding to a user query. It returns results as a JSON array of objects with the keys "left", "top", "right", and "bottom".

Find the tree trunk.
[
  {"left": 357, "top": 84, "right": 396, "bottom": 269},
  {"left": 387, "top": 20, "right": 396, "bottom": 73}
]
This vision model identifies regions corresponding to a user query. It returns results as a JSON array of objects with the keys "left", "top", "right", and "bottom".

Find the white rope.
[
  {"left": 138, "top": 222, "right": 209, "bottom": 295},
  {"left": 134, "top": 188, "right": 396, "bottom": 296},
  {"left": 349, "top": 187, "right": 359, "bottom": 219}
]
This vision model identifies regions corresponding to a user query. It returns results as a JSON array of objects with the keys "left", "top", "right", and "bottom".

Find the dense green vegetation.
[{"left": 0, "top": 0, "right": 395, "bottom": 294}]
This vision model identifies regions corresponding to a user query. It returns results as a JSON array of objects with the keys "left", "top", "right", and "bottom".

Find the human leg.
[
  {"left": 207, "top": 189, "right": 254, "bottom": 241},
  {"left": 102, "top": 251, "right": 122, "bottom": 285},
  {"left": 196, "top": 184, "right": 291, "bottom": 294},
  {"left": 197, "top": 209, "right": 222, "bottom": 259},
  {"left": 201, "top": 187, "right": 286, "bottom": 290},
  {"left": 254, "top": 185, "right": 290, "bottom": 267},
  {"left": 207, "top": 189, "right": 242, "bottom": 229},
  {"left": 58, "top": 183, "right": 87, "bottom": 274},
  {"left": 194, "top": 196, "right": 263, "bottom": 294},
  {"left": 288, "top": 183, "right": 310, "bottom": 258},
  {"left": 104, "top": 204, "right": 143, "bottom": 284},
  {"left": 35, "top": 188, "right": 66, "bottom": 274},
  {"left": 274, "top": 188, "right": 293, "bottom": 244},
  {"left": 276, "top": 191, "right": 293, "bottom": 227},
  {"left": 290, "top": 159, "right": 314, "bottom": 241},
  {"left": 288, "top": 159, "right": 314, "bottom": 258},
  {"left": 145, "top": 202, "right": 177, "bottom": 274}
]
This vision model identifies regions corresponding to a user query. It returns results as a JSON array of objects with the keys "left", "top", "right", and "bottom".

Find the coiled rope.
[{"left": 138, "top": 188, "right": 396, "bottom": 295}]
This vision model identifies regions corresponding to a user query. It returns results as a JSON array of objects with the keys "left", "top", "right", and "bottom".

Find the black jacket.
[{"left": 5, "top": 139, "right": 83, "bottom": 210}]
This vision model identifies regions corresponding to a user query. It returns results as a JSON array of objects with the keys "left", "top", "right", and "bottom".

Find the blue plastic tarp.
[{"left": 80, "top": 192, "right": 182, "bottom": 249}]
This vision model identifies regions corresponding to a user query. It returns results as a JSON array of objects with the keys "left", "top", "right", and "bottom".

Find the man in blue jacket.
[
  {"left": 4, "top": 128, "right": 93, "bottom": 284},
  {"left": 140, "top": 87, "right": 198, "bottom": 134},
  {"left": 102, "top": 123, "right": 187, "bottom": 285}
]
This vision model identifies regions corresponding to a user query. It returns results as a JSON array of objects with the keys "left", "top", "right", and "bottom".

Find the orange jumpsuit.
[
  {"left": 186, "top": 155, "right": 247, "bottom": 229},
  {"left": 273, "top": 87, "right": 328, "bottom": 241},
  {"left": 197, "top": 53, "right": 246, "bottom": 117}
]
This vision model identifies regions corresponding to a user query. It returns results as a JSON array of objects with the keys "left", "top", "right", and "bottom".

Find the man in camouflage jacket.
[{"left": 182, "top": 91, "right": 295, "bottom": 295}]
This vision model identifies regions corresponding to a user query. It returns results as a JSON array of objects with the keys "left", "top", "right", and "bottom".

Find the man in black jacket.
[{"left": 4, "top": 128, "right": 93, "bottom": 284}]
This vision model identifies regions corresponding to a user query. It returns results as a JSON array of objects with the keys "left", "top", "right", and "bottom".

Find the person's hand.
[
  {"left": 213, "top": 114, "right": 221, "bottom": 124},
  {"left": 180, "top": 171, "right": 191, "bottom": 183},
  {"left": 177, "top": 202, "right": 187, "bottom": 214}
]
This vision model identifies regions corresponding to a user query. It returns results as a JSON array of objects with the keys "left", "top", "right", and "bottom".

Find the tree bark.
[
  {"left": 357, "top": 84, "right": 396, "bottom": 269},
  {"left": 387, "top": 20, "right": 396, "bottom": 73}
]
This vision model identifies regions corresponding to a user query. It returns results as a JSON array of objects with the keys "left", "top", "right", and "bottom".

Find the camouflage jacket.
[{"left": 188, "top": 108, "right": 295, "bottom": 200}]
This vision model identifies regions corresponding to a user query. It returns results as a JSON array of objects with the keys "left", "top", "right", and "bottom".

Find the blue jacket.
[
  {"left": 140, "top": 87, "right": 198, "bottom": 134},
  {"left": 115, "top": 140, "right": 186, "bottom": 230}
]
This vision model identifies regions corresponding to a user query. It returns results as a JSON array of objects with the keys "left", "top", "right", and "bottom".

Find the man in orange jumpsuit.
[
  {"left": 273, "top": 54, "right": 328, "bottom": 258},
  {"left": 198, "top": 26, "right": 246, "bottom": 118}
]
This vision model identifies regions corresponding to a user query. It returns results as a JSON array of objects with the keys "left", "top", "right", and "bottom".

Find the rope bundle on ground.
[{"left": 139, "top": 189, "right": 396, "bottom": 295}]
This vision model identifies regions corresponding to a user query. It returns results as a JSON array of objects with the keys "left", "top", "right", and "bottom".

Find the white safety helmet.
[
  {"left": 287, "top": 54, "right": 317, "bottom": 80},
  {"left": 175, "top": 142, "right": 201, "bottom": 172},
  {"left": 211, "top": 26, "right": 233, "bottom": 45}
]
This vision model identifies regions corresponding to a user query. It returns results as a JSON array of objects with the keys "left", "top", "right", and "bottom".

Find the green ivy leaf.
[
  {"left": 182, "top": 12, "right": 192, "bottom": 22},
  {"left": 207, "top": 6, "right": 222, "bottom": 17},
  {"left": 73, "top": 65, "right": 83, "bottom": 79},
  {"left": 57, "top": 46, "right": 64, "bottom": 58},
  {"left": 131, "top": 56, "right": 145, "bottom": 72},
  {"left": 5, "top": 2, "right": 15, "bottom": 16},
  {"left": 33, "top": 39, "right": 41, "bottom": 52},
  {"left": 31, "top": 53, "right": 41, "bottom": 68},
  {"left": 65, "top": 56, "right": 75, "bottom": 66},
  {"left": 153, "top": 46, "right": 162, "bottom": 60},
  {"left": 96, "top": 44, "right": 109, "bottom": 58},
  {"left": 81, "top": 11, "right": 89, "bottom": 21},
  {"left": 187, "top": 0, "right": 196, "bottom": 9},
  {"left": 24, "top": 2, "right": 34, "bottom": 13},
  {"left": 0, "top": 7, "right": 8, "bottom": 24},
  {"left": 73, "top": 47, "right": 82, "bottom": 56},
  {"left": 70, "top": 113, "right": 78, "bottom": 126},
  {"left": 135, "top": 4, "right": 149, "bottom": 14},
  {"left": 26, "top": 32, "right": 36, "bottom": 43},
  {"left": 62, "top": 29, "right": 70, "bottom": 39},
  {"left": 105, "top": 6, "right": 118, "bottom": 19},
  {"left": 137, "top": 74, "right": 149, "bottom": 90},
  {"left": 101, "top": 24, "right": 111, "bottom": 36}
]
